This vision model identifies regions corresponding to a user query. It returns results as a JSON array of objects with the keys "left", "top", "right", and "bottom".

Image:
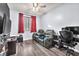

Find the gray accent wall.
[{"left": 0, "top": 3, "right": 11, "bottom": 35}]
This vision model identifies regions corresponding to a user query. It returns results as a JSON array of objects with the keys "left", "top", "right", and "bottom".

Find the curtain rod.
[
  {"left": 23, "top": 15, "right": 31, "bottom": 18},
  {"left": 20, "top": 13, "right": 36, "bottom": 17}
]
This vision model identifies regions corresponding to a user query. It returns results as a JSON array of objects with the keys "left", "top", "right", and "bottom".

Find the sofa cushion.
[
  {"left": 38, "top": 38, "right": 44, "bottom": 41},
  {"left": 39, "top": 34, "right": 46, "bottom": 39}
]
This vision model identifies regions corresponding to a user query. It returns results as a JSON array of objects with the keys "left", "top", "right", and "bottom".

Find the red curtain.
[
  {"left": 31, "top": 16, "right": 37, "bottom": 32},
  {"left": 18, "top": 13, "right": 24, "bottom": 33}
]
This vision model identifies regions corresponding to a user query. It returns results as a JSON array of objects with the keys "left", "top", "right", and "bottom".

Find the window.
[{"left": 24, "top": 16, "right": 31, "bottom": 31}]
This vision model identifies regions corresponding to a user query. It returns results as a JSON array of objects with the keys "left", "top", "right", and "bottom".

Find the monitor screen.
[{"left": 0, "top": 16, "right": 3, "bottom": 34}]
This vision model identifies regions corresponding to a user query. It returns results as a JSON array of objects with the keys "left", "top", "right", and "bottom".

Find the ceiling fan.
[
  {"left": 33, "top": 3, "right": 46, "bottom": 8},
  {"left": 32, "top": 3, "right": 46, "bottom": 12},
  {"left": 39, "top": 4, "right": 46, "bottom": 8}
]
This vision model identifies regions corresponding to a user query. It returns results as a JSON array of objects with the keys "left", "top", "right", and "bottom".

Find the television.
[{"left": 0, "top": 16, "right": 4, "bottom": 34}]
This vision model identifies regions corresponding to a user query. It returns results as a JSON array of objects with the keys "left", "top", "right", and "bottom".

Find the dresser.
[{"left": 6, "top": 37, "right": 17, "bottom": 56}]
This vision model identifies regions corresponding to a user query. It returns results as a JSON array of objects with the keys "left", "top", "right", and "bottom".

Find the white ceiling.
[{"left": 8, "top": 3, "right": 61, "bottom": 16}]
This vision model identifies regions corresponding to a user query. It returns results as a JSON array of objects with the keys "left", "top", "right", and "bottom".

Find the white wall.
[
  {"left": 41, "top": 3, "right": 79, "bottom": 33},
  {"left": 10, "top": 9, "right": 41, "bottom": 40},
  {"left": 10, "top": 10, "right": 19, "bottom": 36},
  {"left": 40, "top": 3, "right": 79, "bottom": 52},
  {"left": 36, "top": 16, "right": 41, "bottom": 30}
]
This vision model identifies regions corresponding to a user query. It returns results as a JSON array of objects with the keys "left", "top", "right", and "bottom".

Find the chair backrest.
[
  {"left": 60, "top": 30, "right": 73, "bottom": 43},
  {"left": 38, "top": 29, "right": 44, "bottom": 33},
  {"left": 17, "top": 35, "right": 23, "bottom": 42},
  {"left": 46, "top": 30, "right": 56, "bottom": 35}
]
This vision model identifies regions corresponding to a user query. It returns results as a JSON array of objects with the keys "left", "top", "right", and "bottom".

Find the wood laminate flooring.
[{"left": 12, "top": 40, "right": 67, "bottom": 56}]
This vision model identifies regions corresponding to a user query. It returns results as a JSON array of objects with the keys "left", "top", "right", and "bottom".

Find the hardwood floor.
[{"left": 12, "top": 40, "right": 67, "bottom": 56}]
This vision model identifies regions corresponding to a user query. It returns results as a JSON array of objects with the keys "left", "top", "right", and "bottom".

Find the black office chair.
[
  {"left": 17, "top": 35, "right": 23, "bottom": 43},
  {"left": 59, "top": 30, "right": 77, "bottom": 56}
]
